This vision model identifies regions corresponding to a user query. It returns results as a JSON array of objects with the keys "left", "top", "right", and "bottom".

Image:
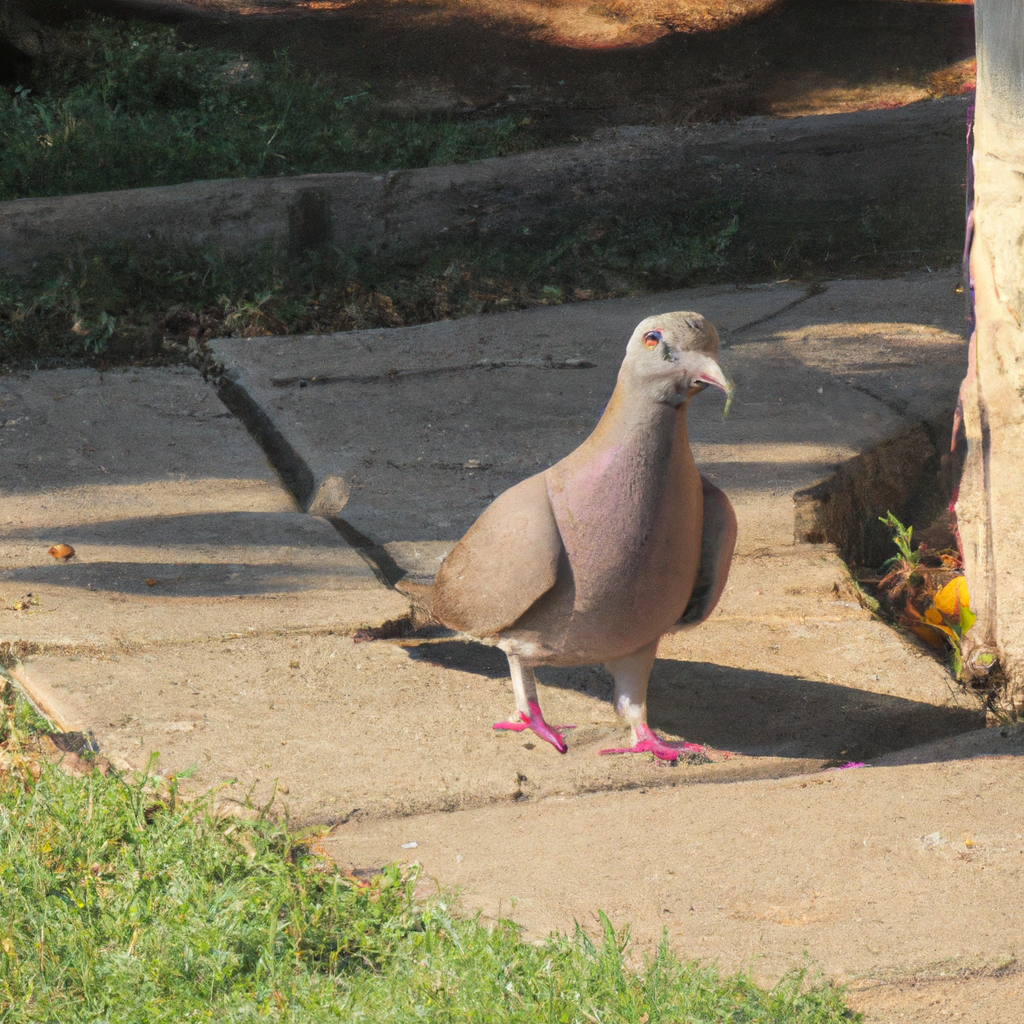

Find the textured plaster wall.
[{"left": 957, "top": 0, "right": 1024, "bottom": 694}]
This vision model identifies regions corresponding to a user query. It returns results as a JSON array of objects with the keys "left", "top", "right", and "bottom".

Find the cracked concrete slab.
[
  {"left": 5, "top": 277, "right": 982, "bottom": 834},
  {"left": 210, "top": 281, "right": 813, "bottom": 548},
  {"left": 766, "top": 277, "right": 970, "bottom": 426},
  {"left": 15, "top": 551, "right": 981, "bottom": 824},
  {"left": 329, "top": 752, "right": 1024, "bottom": 995}
]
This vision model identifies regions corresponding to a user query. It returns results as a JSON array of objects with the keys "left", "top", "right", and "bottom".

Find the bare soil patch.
[
  {"left": 27, "top": 0, "right": 975, "bottom": 143},
  {"left": 175, "top": 0, "right": 975, "bottom": 144}
]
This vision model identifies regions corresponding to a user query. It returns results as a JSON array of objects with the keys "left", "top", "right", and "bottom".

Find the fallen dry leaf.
[
  {"left": 900, "top": 602, "right": 947, "bottom": 648},
  {"left": 48, "top": 544, "right": 75, "bottom": 560}
]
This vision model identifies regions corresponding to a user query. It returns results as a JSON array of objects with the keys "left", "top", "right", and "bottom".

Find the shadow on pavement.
[
  {"left": 1, "top": 512, "right": 372, "bottom": 595},
  {"left": 402, "top": 639, "right": 985, "bottom": 762}
]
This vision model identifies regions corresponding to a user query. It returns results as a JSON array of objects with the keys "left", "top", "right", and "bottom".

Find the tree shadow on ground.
[
  {"left": 0, "top": 512, "right": 364, "bottom": 596},
  {"left": 402, "top": 639, "right": 986, "bottom": 762}
]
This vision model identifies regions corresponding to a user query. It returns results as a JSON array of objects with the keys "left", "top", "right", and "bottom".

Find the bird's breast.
[{"left": 543, "top": 412, "right": 703, "bottom": 657}]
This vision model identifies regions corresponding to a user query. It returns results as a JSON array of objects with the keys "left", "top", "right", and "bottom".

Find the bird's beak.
[{"left": 690, "top": 357, "right": 734, "bottom": 417}]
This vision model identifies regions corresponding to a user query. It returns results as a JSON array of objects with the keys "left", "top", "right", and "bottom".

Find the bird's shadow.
[{"left": 401, "top": 638, "right": 986, "bottom": 763}]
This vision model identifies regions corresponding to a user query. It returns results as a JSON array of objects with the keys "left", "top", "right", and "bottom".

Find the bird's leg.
[
  {"left": 599, "top": 639, "right": 705, "bottom": 762},
  {"left": 492, "top": 654, "right": 572, "bottom": 754}
]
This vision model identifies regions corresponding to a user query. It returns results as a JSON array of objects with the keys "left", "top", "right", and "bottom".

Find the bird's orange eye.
[{"left": 642, "top": 330, "right": 662, "bottom": 349}]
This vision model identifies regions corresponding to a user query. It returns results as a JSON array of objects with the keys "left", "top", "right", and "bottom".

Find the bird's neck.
[
  {"left": 545, "top": 377, "right": 702, "bottom": 606},
  {"left": 549, "top": 381, "right": 692, "bottom": 501},
  {"left": 587, "top": 379, "right": 686, "bottom": 451}
]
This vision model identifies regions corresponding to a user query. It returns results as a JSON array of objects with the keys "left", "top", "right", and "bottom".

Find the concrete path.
[
  {"left": 0, "top": 366, "right": 403, "bottom": 648},
  {"left": 1, "top": 366, "right": 407, "bottom": 817},
  {"left": 7, "top": 272, "right": 1022, "bottom": 1018},
  {"left": 1, "top": 271, "right": 977, "bottom": 814},
  {"left": 330, "top": 744, "right": 1024, "bottom": 1021},
  {"left": 211, "top": 274, "right": 969, "bottom": 570}
]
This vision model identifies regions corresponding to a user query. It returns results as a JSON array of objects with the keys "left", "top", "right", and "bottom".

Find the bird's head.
[{"left": 622, "top": 311, "right": 733, "bottom": 411}]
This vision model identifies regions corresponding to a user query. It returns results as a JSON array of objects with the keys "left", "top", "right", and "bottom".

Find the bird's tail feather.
[{"left": 395, "top": 578, "right": 441, "bottom": 628}]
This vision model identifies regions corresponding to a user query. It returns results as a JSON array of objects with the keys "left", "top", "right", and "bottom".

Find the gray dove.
[{"left": 398, "top": 311, "right": 736, "bottom": 761}]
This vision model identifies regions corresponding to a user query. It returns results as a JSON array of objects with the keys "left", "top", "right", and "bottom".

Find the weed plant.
[
  {"left": 0, "top": 19, "right": 535, "bottom": 201},
  {"left": 0, "top": 203, "right": 738, "bottom": 369},
  {"left": 0, "top": 755, "right": 856, "bottom": 1023}
]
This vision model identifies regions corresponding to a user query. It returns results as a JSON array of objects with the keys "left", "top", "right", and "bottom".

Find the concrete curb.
[{"left": 1, "top": 97, "right": 970, "bottom": 271}]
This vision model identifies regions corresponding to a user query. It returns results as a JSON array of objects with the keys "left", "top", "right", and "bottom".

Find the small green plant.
[
  {"left": 873, "top": 511, "right": 927, "bottom": 613},
  {"left": 878, "top": 510, "right": 920, "bottom": 572}
]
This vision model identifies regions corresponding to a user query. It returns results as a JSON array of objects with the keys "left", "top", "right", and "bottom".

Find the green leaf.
[
  {"left": 83, "top": 311, "right": 115, "bottom": 353},
  {"left": 959, "top": 603, "right": 977, "bottom": 635}
]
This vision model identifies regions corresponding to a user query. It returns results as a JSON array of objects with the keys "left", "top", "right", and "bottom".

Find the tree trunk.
[{"left": 956, "top": 0, "right": 1024, "bottom": 706}]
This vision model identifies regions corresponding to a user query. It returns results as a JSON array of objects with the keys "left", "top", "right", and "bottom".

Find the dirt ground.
[
  {"left": 35, "top": 0, "right": 976, "bottom": 145},
  {"left": 179, "top": 0, "right": 976, "bottom": 142}
]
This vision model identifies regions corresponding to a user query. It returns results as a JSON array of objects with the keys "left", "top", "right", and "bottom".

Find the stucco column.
[{"left": 957, "top": 0, "right": 1024, "bottom": 699}]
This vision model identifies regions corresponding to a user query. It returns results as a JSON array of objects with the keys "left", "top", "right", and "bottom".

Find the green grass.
[
  {"left": 0, "top": 684, "right": 856, "bottom": 1024},
  {"left": 0, "top": 18, "right": 536, "bottom": 201},
  {"left": 0, "top": 202, "right": 739, "bottom": 370}
]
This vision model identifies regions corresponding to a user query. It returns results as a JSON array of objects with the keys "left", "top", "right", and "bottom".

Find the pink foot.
[
  {"left": 600, "top": 723, "right": 707, "bottom": 763},
  {"left": 493, "top": 700, "right": 573, "bottom": 754}
]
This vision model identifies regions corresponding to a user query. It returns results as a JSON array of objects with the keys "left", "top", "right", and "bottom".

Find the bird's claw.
[
  {"left": 599, "top": 724, "right": 707, "bottom": 763},
  {"left": 493, "top": 700, "right": 573, "bottom": 754}
]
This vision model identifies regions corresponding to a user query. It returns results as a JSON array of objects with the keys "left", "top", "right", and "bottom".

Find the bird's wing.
[
  {"left": 428, "top": 472, "right": 564, "bottom": 636},
  {"left": 676, "top": 476, "right": 736, "bottom": 627}
]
